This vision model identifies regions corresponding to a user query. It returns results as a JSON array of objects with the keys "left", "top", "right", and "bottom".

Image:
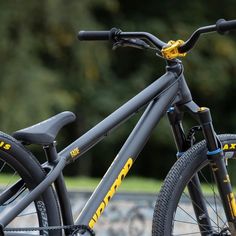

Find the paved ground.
[
  {"left": 69, "top": 191, "right": 156, "bottom": 236},
  {"left": 2, "top": 190, "right": 225, "bottom": 235},
  {"left": 70, "top": 191, "right": 226, "bottom": 236}
]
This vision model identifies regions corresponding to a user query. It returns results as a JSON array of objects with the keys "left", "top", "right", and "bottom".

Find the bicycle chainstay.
[{"left": 4, "top": 224, "right": 95, "bottom": 236}]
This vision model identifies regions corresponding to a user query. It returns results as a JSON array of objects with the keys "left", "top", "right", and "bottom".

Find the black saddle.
[{"left": 13, "top": 111, "right": 76, "bottom": 145}]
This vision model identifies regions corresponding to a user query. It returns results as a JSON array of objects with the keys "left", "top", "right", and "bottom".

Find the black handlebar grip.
[
  {"left": 77, "top": 30, "right": 110, "bottom": 40},
  {"left": 216, "top": 19, "right": 236, "bottom": 34}
]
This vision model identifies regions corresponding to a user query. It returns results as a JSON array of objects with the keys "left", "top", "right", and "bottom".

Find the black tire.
[
  {"left": 152, "top": 134, "right": 236, "bottom": 236},
  {"left": 0, "top": 132, "right": 62, "bottom": 235}
]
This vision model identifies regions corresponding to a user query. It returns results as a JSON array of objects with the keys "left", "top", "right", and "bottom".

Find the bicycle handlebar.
[
  {"left": 216, "top": 19, "right": 236, "bottom": 34},
  {"left": 78, "top": 28, "right": 166, "bottom": 50},
  {"left": 78, "top": 30, "right": 110, "bottom": 41},
  {"left": 78, "top": 19, "right": 236, "bottom": 58}
]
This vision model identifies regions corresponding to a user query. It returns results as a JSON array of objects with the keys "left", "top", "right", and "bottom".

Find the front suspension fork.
[
  {"left": 197, "top": 106, "right": 236, "bottom": 234},
  {"left": 168, "top": 104, "right": 213, "bottom": 235},
  {"left": 168, "top": 101, "right": 236, "bottom": 235}
]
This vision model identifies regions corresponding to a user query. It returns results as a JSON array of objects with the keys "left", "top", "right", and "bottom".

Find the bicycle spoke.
[
  {"left": 198, "top": 166, "right": 229, "bottom": 230},
  {"left": 174, "top": 219, "right": 220, "bottom": 228},
  {"left": 186, "top": 174, "right": 226, "bottom": 226},
  {"left": 0, "top": 180, "right": 25, "bottom": 206},
  {"left": 0, "top": 161, "right": 40, "bottom": 230},
  {"left": 198, "top": 169, "right": 222, "bottom": 203},
  {"left": 2, "top": 185, "right": 26, "bottom": 206},
  {"left": 175, "top": 202, "right": 223, "bottom": 234},
  {"left": 173, "top": 164, "right": 230, "bottom": 235},
  {"left": 176, "top": 204, "right": 204, "bottom": 227},
  {"left": 17, "top": 210, "right": 37, "bottom": 217},
  {"left": 173, "top": 230, "right": 216, "bottom": 236},
  {"left": 181, "top": 191, "right": 220, "bottom": 227}
]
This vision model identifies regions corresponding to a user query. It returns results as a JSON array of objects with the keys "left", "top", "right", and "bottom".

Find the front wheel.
[{"left": 152, "top": 134, "right": 236, "bottom": 236}]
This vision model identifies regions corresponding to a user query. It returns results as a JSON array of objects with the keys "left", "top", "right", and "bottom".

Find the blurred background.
[{"left": 0, "top": 0, "right": 236, "bottom": 180}]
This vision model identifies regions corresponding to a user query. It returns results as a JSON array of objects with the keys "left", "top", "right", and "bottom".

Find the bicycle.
[{"left": 0, "top": 19, "right": 235, "bottom": 236}]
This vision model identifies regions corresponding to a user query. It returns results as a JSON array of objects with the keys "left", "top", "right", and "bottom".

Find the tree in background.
[{"left": 0, "top": 0, "right": 235, "bottom": 178}]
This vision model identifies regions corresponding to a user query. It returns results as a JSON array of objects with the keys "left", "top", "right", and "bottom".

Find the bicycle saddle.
[{"left": 12, "top": 111, "right": 76, "bottom": 145}]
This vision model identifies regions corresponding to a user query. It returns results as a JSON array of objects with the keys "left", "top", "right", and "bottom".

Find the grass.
[
  {"left": 0, "top": 173, "right": 162, "bottom": 193},
  {"left": 0, "top": 173, "right": 229, "bottom": 194},
  {"left": 64, "top": 176, "right": 220, "bottom": 195},
  {"left": 64, "top": 176, "right": 163, "bottom": 193},
  {"left": 0, "top": 173, "right": 17, "bottom": 184}
]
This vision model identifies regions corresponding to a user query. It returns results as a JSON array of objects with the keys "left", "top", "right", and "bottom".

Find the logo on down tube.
[{"left": 89, "top": 158, "right": 133, "bottom": 228}]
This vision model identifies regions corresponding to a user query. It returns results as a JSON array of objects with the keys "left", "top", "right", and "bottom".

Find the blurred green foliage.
[{"left": 0, "top": 0, "right": 236, "bottom": 178}]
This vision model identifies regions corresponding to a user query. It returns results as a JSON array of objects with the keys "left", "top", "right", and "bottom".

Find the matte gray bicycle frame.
[{"left": 0, "top": 60, "right": 193, "bottom": 233}]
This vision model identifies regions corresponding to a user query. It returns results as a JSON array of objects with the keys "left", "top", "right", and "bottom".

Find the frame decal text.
[
  {"left": 89, "top": 158, "right": 133, "bottom": 228},
  {"left": 0, "top": 141, "right": 11, "bottom": 150}
]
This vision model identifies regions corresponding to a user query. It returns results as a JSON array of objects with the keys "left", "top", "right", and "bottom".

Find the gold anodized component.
[
  {"left": 198, "top": 107, "right": 208, "bottom": 112},
  {"left": 161, "top": 40, "right": 186, "bottom": 59}
]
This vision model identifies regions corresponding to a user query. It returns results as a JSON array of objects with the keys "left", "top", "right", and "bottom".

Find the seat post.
[
  {"left": 43, "top": 142, "right": 75, "bottom": 235},
  {"left": 43, "top": 141, "right": 59, "bottom": 164}
]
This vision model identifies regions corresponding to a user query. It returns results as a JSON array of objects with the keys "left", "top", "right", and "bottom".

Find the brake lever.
[{"left": 112, "top": 38, "right": 151, "bottom": 50}]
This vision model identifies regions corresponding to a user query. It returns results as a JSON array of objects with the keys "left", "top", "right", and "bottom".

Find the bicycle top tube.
[
  {"left": 78, "top": 19, "right": 236, "bottom": 60},
  {"left": 59, "top": 61, "right": 185, "bottom": 163}
]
